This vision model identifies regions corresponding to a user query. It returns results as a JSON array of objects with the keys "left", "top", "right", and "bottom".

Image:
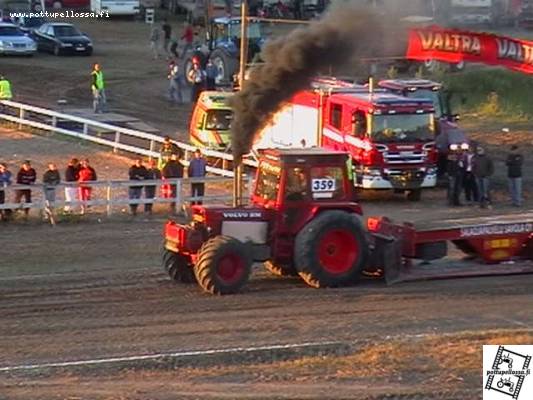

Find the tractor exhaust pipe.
[{"left": 233, "top": 164, "right": 243, "bottom": 207}]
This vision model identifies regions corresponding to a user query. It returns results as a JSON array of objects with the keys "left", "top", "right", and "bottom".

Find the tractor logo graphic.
[{"left": 484, "top": 345, "right": 532, "bottom": 400}]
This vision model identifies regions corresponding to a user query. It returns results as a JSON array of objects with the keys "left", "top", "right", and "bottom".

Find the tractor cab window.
[
  {"left": 228, "top": 22, "right": 262, "bottom": 40},
  {"left": 206, "top": 109, "right": 232, "bottom": 130},
  {"left": 213, "top": 23, "right": 228, "bottom": 41},
  {"left": 352, "top": 110, "right": 366, "bottom": 137},
  {"left": 255, "top": 162, "right": 281, "bottom": 203},
  {"left": 310, "top": 167, "right": 345, "bottom": 200},
  {"left": 285, "top": 167, "right": 308, "bottom": 202}
]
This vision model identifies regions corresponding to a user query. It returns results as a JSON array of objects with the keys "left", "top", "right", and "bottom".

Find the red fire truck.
[{"left": 255, "top": 77, "right": 438, "bottom": 201}]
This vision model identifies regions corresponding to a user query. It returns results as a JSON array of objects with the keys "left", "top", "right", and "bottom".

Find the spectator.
[
  {"left": 205, "top": 59, "right": 217, "bottom": 90},
  {"left": 149, "top": 23, "right": 161, "bottom": 60},
  {"left": 0, "top": 162, "right": 12, "bottom": 221},
  {"left": 158, "top": 136, "right": 181, "bottom": 169},
  {"left": 506, "top": 145, "right": 523, "bottom": 207},
  {"left": 162, "top": 153, "right": 184, "bottom": 213},
  {"left": 169, "top": 35, "right": 179, "bottom": 58},
  {"left": 162, "top": 19, "right": 172, "bottom": 56},
  {"left": 0, "top": 75, "right": 13, "bottom": 100},
  {"left": 128, "top": 159, "right": 147, "bottom": 216},
  {"left": 64, "top": 158, "right": 80, "bottom": 213},
  {"left": 78, "top": 159, "right": 97, "bottom": 215},
  {"left": 167, "top": 60, "right": 183, "bottom": 105},
  {"left": 188, "top": 149, "right": 207, "bottom": 205},
  {"left": 188, "top": 59, "right": 206, "bottom": 104},
  {"left": 462, "top": 146, "right": 478, "bottom": 204},
  {"left": 473, "top": 147, "right": 494, "bottom": 209},
  {"left": 91, "top": 63, "right": 107, "bottom": 114},
  {"left": 181, "top": 22, "right": 194, "bottom": 55},
  {"left": 15, "top": 160, "right": 36, "bottom": 217},
  {"left": 446, "top": 145, "right": 464, "bottom": 206},
  {"left": 144, "top": 159, "right": 161, "bottom": 215},
  {"left": 43, "top": 163, "right": 60, "bottom": 207}
]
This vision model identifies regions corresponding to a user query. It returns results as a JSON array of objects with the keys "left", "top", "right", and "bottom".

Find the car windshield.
[
  {"left": 0, "top": 26, "right": 24, "bottom": 36},
  {"left": 405, "top": 89, "right": 443, "bottom": 118},
  {"left": 371, "top": 113, "right": 434, "bottom": 143},
  {"left": 205, "top": 109, "right": 232, "bottom": 130},
  {"left": 54, "top": 25, "right": 81, "bottom": 37},
  {"left": 254, "top": 162, "right": 280, "bottom": 202},
  {"left": 228, "top": 22, "right": 262, "bottom": 39}
]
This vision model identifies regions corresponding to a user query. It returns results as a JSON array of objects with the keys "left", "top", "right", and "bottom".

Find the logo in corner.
[{"left": 484, "top": 345, "right": 532, "bottom": 399}]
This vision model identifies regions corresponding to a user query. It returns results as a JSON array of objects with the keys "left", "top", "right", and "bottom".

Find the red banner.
[{"left": 406, "top": 26, "right": 533, "bottom": 74}]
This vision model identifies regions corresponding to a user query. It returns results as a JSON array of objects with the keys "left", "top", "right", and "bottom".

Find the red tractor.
[{"left": 163, "top": 148, "right": 369, "bottom": 295}]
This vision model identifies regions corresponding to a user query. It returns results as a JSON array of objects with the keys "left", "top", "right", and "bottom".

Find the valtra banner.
[{"left": 406, "top": 26, "right": 533, "bottom": 74}]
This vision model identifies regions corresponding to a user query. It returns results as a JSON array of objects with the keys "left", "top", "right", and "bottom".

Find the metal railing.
[
  {"left": 0, "top": 100, "right": 259, "bottom": 177},
  {"left": 0, "top": 175, "right": 252, "bottom": 217}
]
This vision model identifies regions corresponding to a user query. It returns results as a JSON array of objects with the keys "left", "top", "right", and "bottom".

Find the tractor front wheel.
[
  {"left": 294, "top": 211, "right": 368, "bottom": 288},
  {"left": 194, "top": 236, "right": 252, "bottom": 295},
  {"left": 162, "top": 248, "right": 196, "bottom": 283},
  {"left": 264, "top": 261, "right": 298, "bottom": 277}
]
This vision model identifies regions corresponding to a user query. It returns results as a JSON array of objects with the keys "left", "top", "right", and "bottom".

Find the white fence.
[
  {"left": 0, "top": 100, "right": 259, "bottom": 177},
  {"left": 0, "top": 176, "right": 252, "bottom": 217}
]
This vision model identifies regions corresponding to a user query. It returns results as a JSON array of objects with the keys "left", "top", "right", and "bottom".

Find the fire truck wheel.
[
  {"left": 264, "top": 261, "right": 298, "bottom": 277},
  {"left": 406, "top": 189, "right": 421, "bottom": 202},
  {"left": 162, "top": 249, "right": 196, "bottom": 284},
  {"left": 194, "top": 236, "right": 252, "bottom": 295},
  {"left": 294, "top": 211, "right": 368, "bottom": 288}
]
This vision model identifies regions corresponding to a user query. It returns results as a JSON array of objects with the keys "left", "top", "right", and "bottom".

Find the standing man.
[
  {"left": 78, "top": 159, "right": 97, "bottom": 215},
  {"left": 0, "top": 75, "right": 13, "bottom": 100},
  {"left": 205, "top": 59, "right": 217, "bottom": 90},
  {"left": 43, "top": 163, "right": 61, "bottom": 207},
  {"left": 446, "top": 144, "right": 464, "bottom": 207},
  {"left": 188, "top": 149, "right": 207, "bottom": 205},
  {"left": 91, "top": 63, "right": 107, "bottom": 114},
  {"left": 149, "top": 23, "right": 161, "bottom": 60},
  {"left": 462, "top": 146, "right": 478, "bottom": 205},
  {"left": 15, "top": 160, "right": 36, "bottom": 217},
  {"left": 473, "top": 147, "right": 494, "bottom": 209},
  {"left": 0, "top": 162, "right": 12, "bottom": 221},
  {"left": 506, "top": 145, "right": 523, "bottom": 207},
  {"left": 188, "top": 59, "right": 206, "bottom": 104},
  {"left": 162, "top": 19, "right": 172, "bottom": 56},
  {"left": 144, "top": 159, "right": 161, "bottom": 215},
  {"left": 162, "top": 153, "right": 184, "bottom": 213},
  {"left": 180, "top": 22, "right": 194, "bottom": 55},
  {"left": 128, "top": 159, "right": 147, "bottom": 216},
  {"left": 167, "top": 60, "right": 183, "bottom": 105},
  {"left": 64, "top": 158, "right": 79, "bottom": 213}
]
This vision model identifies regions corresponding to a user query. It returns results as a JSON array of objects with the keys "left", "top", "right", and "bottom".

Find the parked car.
[
  {"left": 15, "top": 16, "right": 46, "bottom": 33},
  {"left": 32, "top": 22, "right": 92, "bottom": 56},
  {"left": 0, "top": 22, "right": 37, "bottom": 56}
]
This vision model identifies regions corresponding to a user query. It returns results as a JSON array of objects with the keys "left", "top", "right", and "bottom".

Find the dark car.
[{"left": 32, "top": 22, "right": 92, "bottom": 56}]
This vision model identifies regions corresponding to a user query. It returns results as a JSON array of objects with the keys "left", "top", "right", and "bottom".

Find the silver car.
[{"left": 0, "top": 22, "right": 37, "bottom": 56}]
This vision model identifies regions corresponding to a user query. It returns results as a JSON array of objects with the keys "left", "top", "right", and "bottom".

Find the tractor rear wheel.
[
  {"left": 194, "top": 236, "right": 252, "bottom": 295},
  {"left": 294, "top": 211, "right": 368, "bottom": 288},
  {"left": 162, "top": 248, "right": 196, "bottom": 283},
  {"left": 264, "top": 261, "right": 298, "bottom": 277}
]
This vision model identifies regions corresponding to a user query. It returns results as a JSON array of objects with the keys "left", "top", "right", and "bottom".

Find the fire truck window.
[
  {"left": 352, "top": 111, "right": 366, "bottom": 137},
  {"left": 330, "top": 104, "right": 342, "bottom": 130},
  {"left": 285, "top": 168, "right": 308, "bottom": 201},
  {"left": 255, "top": 163, "right": 280, "bottom": 202},
  {"left": 206, "top": 110, "right": 232, "bottom": 130},
  {"left": 310, "top": 167, "right": 345, "bottom": 200}
]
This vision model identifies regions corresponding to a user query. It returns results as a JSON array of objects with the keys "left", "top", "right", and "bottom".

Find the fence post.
[
  {"left": 149, "top": 140, "right": 155, "bottom": 161},
  {"left": 106, "top": 182, "right": 112, "bottom": 216},
  {"left": 83, "top": 123, "right": 88, "bottom": 136},
  {"left": 51, "top": 116, "right": 57, "bottom": 128},
  {"left": 113, "top": 131, "right": 121, "bottom": 153},
  {"left": 175, "top": 178, "right": 182, "bottom": 215},
  {"left": 18, "top": 108, "right": 25, "bottom": 130}
]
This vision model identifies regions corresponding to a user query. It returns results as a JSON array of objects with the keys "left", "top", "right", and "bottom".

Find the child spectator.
[
  {"left": 78, "top": 159, "right": 97, "bottom": 215},
  {"left": 144, "top": 159, "right": 161, "bottom": 215},
  {"left": 128, "top": 159, "right": 147, "bottom": 216},
  {"left": 162, "top": 153, "right": 184, "bottom": 213},
  {"left": 15, "top": 160, "right": 36, "bottom": 217}
]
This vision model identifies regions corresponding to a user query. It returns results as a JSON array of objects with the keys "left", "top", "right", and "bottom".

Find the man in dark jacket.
[
  {"left": 0, "top": 162, "right": 12, "bottom": 221},
  {"left": 15, "top": 160, "right": 37, "bottom": 216},
  {"left": 506, "top": 145, "right": 523, "bottom": 207},
  {"left": 446, "top": 144, "right": 464, "bottom": 206},
  {"left": 144, "top": 159, "right": 161, "bottom": 215},
  {"left": 158, "top": 136, "right": 181, "bottom": 169},
  {"left": 162, "top": 153, "right": 184, "bottom": 213},
  {"left": 473, "top": 147, "right": 494, "bottom": 209},
  {"left": 128, "top": 159, "right": 147, "bottom": 216},
  {"left": 188, "top": 149, "right": 207, "bottom": 205},
  {"left": 43, "top": 163, "right": 61, "bottom": 206},
  {"left": 64, "top": 158, "right": 79, "bottom": 212}
]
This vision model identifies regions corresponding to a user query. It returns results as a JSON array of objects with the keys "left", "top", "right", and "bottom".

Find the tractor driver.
[{"left": 285, "top": 167, "right": 307, "bottom": 201}]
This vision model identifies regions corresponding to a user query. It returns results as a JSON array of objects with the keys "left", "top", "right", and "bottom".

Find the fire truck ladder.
[{"left": 492, "top": 346, "right": 505, "bottom": 370}]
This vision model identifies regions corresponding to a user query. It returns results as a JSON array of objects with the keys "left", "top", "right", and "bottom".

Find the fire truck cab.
[{"left": 189, "top": 91, "right": 233, "bottom": 151}]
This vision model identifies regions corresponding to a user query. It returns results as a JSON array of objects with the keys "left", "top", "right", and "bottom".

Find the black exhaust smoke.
[{"left": 230, "top": 5, "right": 384, "bottom": 163}]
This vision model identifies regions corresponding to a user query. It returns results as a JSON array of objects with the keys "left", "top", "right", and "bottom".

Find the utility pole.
[{"left": 233, "top": 0, "right": 248, "bottom": 207}]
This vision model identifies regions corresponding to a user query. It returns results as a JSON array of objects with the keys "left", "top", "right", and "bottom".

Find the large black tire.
[
  {"left": 294, "top": 211, "right": 368, "bottom": 288},
  {"left": 264, "top": 261, "right": 298, "bottom": 277},
  {"left": 194, "top": 236, "right": 252, "bottom": 295},
  {"left": 162, "top": 248, "right": 196, "bottom": 284},
  {"left": 209, "top": 48, "right": 238, "bottom": 85}
]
